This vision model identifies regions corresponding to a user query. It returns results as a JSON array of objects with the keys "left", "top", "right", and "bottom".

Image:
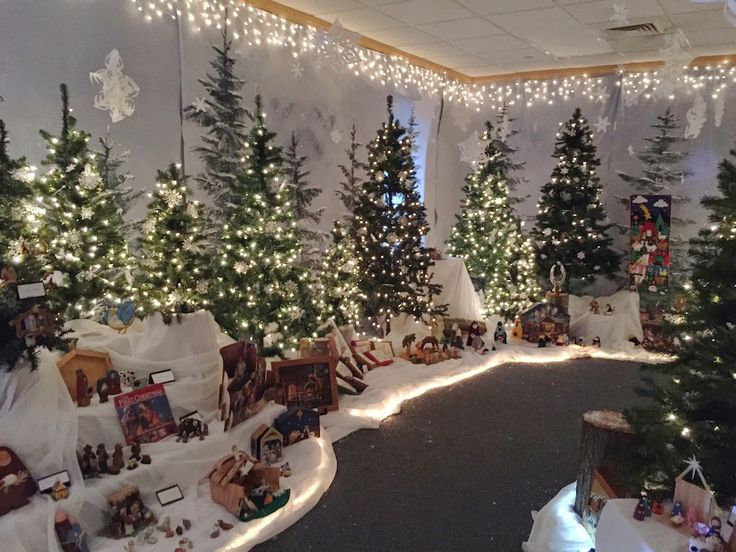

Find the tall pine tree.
[
  {"left": 335, "top": 124, "right": 365, "bottom": 216},
  {"left": 96, "top": 135, "right": 143, "bottom": 225},
  {"left": 211, "top": 95, "right": 315, "bottom": 347},
  {"left": 532, "top": 108, "right": 619, "bottom": 293},
  {"left": 185, "top": 28, "right": 249, "bottom": 213},
  {"left": 617, "top": 108, "right": 693, "bottom": 278},
  {"left": 136, "top": 164, "right": 211, "bottom": 322},
  {"left": 37, "top": 84, "right": 135, "bottom": 319},
  {"left": 351, "top": 96, "right": 444, "bottom": 322},
  {"left": 447, "top": 121, "right": 540, "bottom": 320},
  {"left": 626, "top": 146, "right": 736, "bottom": 503}
]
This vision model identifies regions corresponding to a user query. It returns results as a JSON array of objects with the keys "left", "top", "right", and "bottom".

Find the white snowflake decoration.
[
  {"left": 11, "top": 166, "right": 36, "bottom": 183},
  {"left": 79, "top": 164, "right": 102, "bottom": 190},
  {"left": 627, "top": 145, "right": 635, "bottom": 156},
  {"left": 594, "top": 265, "right": 601, "bottom": 271},
  {"left": 656, "top": 34, "right": 693, "bottom": 99},
  {"left": 610, "top": 3, "right": 630, "bottom": 26},
  {"left": 290, "top": 61, "right": 304, "bottom": 79},
  {"left": 78, "top": 267, "right": 98, "bottom": 282},
  {"left": 66, "top": 229, "right": 81, "bottom": 249},
  {"left": 234, "top": 261, "right": 247, "bottom": 274},
  {"left": 142, "top": 219, "right": 156, "bottom": 234},
  {"left": 196, "top": 281, "right": 209, "bottom": 295},
  {"left": 183, "top": 240, "right": 203, "bottom": 254},
  {"left": 168, "top": 290, "right": 183, "bottom": 305},
  {"left": 316, "top": 20, "right": 362, "bottom": 72},
  {"left": 161, "top": 189, "right": 183, "bottom": 208},
  {"left": 684, "top": 92, "right": 707, "bottom": 139},
  {"left": 458, "top": 131, "right": 487, "bottom": 167},
  {"left": 577, "top": 251, "right": 586, "bottom": 260},
  {"left": 330, "top": 128, "right": 343, "bottom": 144},
  {"left": 186, "top": 202, "right": 199, "bottom": 219},
  {"left": 89, "top": 49, "right": 140, "bottom": 123},
  {"left": 80, "top": 206, "right": 94, "bottom": 220},
  {"left": 594, "top": 116, "right": 611, "bottom": 134},
  {"left": 542, "top": 228, "right": 552, "bottom": 236},
  {"left": 386, "top": 233, "right": 398, "bottom": 243},
  {"left": 191, "top": 97, "right": 208, "bottom": 113},
  {"left": 284, "top": 281, "right": 298, "bottom": 294}
]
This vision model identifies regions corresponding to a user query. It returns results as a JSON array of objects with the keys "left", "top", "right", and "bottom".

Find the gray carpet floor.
[{"left": 255, "top": 358, "right": 649, "bottom": 552}]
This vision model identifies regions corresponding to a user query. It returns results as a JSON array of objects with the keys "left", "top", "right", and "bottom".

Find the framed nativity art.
[{"left": 271, "top": 356, "right": 339, "bottom": 412}]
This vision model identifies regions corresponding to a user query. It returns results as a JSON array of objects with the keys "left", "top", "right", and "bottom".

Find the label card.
[
  {"left": 37, "top": 470, "right": 70, "bottom": 493},
  {"left": 17, "top": 281, "right": 46, "bottom": 299},
  {"left": 156, "top": 484, "right": 184, "bottom": 506},
  {"left": 149, "top": 369, "right": 175, "bottom": 385}
]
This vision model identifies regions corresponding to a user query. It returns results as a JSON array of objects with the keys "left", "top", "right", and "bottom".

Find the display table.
[
  {"left": 596, "top": 499, "right": 688, "bottom": 552},
  {"left": 431, "top": 257, "right": 484, "bottom": 320}
]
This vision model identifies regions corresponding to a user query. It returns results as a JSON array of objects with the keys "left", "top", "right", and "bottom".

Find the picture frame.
[
  {"left": 299, "top": 335, "right": 339, "bottom": 359},
  {"left": 372, "top": 340, "right": 395, "bottom": 357},
  {"left": 155, "top": 484, "right": 184, "bottom": 507},
  {"left": 271, "top": 355, "right": 339, "bottom": 412}
]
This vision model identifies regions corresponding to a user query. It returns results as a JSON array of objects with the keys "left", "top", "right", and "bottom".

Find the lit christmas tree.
[
  {"left": 184, "top": 28, "right": 249, "bottom": 213},
  {"left": 617, "top": 108, "right": 692, "bottom": 277},
  {"left": 351, "top": 96, "right": 444, "bottom": 322},
  {"left": 447, "top": 121, "right": 540, "bottom": 319},
  {"left": 626, "top": 146, "right": 736, "bottom": 502},
  {"left": 284, "top": 132, "right": 324, "bottom": 262},
  {"left": 211, "top": 95, "right": 316, "bottom": 348},
  {"left": 532, "top": 108, "right": 619, "bottom": 293},
  {"left": 136, "top": 164, "right": 211, "bottom": 322},
  {"left": 37, "top": 84, "right": 135, "bottom": 319}
]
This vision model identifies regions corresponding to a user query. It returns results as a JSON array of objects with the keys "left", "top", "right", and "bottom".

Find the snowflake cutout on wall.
[
  {"left": 290, "top": 61, "right": 304, "bottom": 79},
  {"left": 458, "top": 130, "right": 487, "bottom": 167},
  {"left": 191, "top": 97, "right": 208, "bottom": 113},
  {"left": 89, "top": 49, "right": 140, "bottom": 123},
  {"left": 593, "top": 116, "right": 611, "bottom": 133}
]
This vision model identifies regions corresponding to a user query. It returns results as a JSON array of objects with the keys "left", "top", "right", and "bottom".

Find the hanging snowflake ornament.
[
  {"left": 594, "top": 116, "right": 611, "bottom": 134},
  {"left": 186, "top": 202, "right": 199, "bottom": 219},
  {"left": 79, "top": 164, "right": 103, "bottom": 190},
  {"left": 80, "top": 206, "right": 94, "bottom": 220},
  {"left": 330, "top": 128, "right": 343, "bottom": 144},
  {"left": 196, "top": 280, "right": 209, "bottom": 295},
  {"left": 161, "top": 189, "right": 183, "bottom": 208},
  {"left": 89, "top": 49, "right": 140, "bottom": 123},
  {"left": 234, "top": 261, "right": 247, "bottom": 274},
  {"left": 168, "top": 290, "right": 184, "bottom": 306},
  {"left": 142, "top": 219, "right": 156, "bottom": 234},
  {"left": 10, "top": 166, "right": 36, "bottom": 183},
  {"left": 284, "top": 281, "right": 298, "bottom": 294},
  {"left": 577, "top": 251, "right": 586, "bottom": 260},
  {"left": 684, "top": 92, "right": 707, "bottom": 139},
  {"left": 183, "top": 240, "right": 204, "bottom": 254},
  {"left": 610, "top": 3, "right": 630, "bottom": 26},
  {"left": 66, "top": 229, "right": 81, "bottom": 249},
  {"left": 657, "top": 34, "right": 693, "bottom": 99},
  {"left": 191, "top": 96, "right": 208, "bottom": 113},
  {"left": 290, "top": 61, "right": 304, "bottom": 79},
  {"left": 458, "top": 130, "right": 487, "bottom": 167}
]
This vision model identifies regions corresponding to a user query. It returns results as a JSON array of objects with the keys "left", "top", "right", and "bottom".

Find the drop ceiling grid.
[{"left": 277, "top": 0, "right": 736, "bottom": 74}]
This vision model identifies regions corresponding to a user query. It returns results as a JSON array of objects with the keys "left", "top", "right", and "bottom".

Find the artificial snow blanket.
[{"left": 568, "top": 290, "right": 643, "bottom": 348}]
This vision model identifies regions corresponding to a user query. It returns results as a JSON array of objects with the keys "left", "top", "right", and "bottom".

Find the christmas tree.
[
  {"left": 626, "top": 146, "right": 736, "bottom": 503},
  {"left": 136, "top": 164, "right": 211, "bottom": 322},
  {"left": 96, "top": 135, "right": 143, "bottom": 226},
  {"left": 284, "top": 132, "right": 324, "bottom": 260},
  {"left": 184, "top": 28, "right": 249, "bottom": 213},
  {"left": 335, "top": 124, "right": 366, "bottom": 216},
  {"left": 532, "top": 108, "right": 619, "bottom": 293},
  {"left": 617, "top": 108, "right": 693, "bottom": 278},
  {"left": 37, "top": 84, "right": 135, "bottom": 319},
  {"left": 447, "top": 121, "right": 540, "bottom": 319},
  {"left": 211, "top": 95, "right": 315, "bottom": 348},
  {"left": 493, "top": 104, "right": 529, "bottom": 204},
  {"left": 351, "top": 96, "right": 444, "bottom": 322}
]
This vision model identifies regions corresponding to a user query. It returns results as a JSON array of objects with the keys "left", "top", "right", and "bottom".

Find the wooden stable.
[
  {"left": 208, "top": 449, "right": 281, "bottom": 518},
  {"left": 57, "top": 349, "right": 112, "bottom": 401}
]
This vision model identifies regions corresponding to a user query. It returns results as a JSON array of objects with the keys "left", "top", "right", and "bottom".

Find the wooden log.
[{"left": 574, "top": 410, "right": 634, "bottom": 517}]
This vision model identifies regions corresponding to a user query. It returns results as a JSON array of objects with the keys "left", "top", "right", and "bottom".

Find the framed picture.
[
  {"left": 372, "top": 340, "right": 395, "bottom": 357},
  {"left": 219, "top": 341, "right": 276, "bottom": 431},
  {"left": 113, "top": 384, "right": 177, "bottom": 445},
  {"left": 272, "top": 356, "right": 339, "bottom": 412},
  {"left": 299, "top": 336, "right": 338, "bottom": 359}
]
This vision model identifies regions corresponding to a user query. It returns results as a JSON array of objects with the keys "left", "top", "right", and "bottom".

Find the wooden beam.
[{"left": 240, "top": 1, "right": 736, "bottom": 84}]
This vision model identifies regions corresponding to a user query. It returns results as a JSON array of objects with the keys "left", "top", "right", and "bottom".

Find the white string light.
[{"left": 130, "top": 0, "right": 736, "bottom": 108}]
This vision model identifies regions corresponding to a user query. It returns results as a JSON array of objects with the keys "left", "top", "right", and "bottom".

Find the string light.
[{"left": 131, "top": 0, "right": 736, "bottom": 108}]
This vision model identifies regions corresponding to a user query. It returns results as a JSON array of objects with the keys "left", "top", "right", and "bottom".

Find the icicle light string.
[{"left": 131, "top": 0, "right": 736, "bottom": 108}]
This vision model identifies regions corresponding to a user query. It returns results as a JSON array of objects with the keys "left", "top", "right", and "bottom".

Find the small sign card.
[
  {"left": 17, "top": 281, "right": 46, "bottom": 299},
  {"left": 149, "top": 369, "right": 175, "bottom": 385},
  {"left": 156, "top": 484, "right": 184, "bottom": 507},
  {"left": 37, "top": 470, "right": 70, "bottom": 493}
]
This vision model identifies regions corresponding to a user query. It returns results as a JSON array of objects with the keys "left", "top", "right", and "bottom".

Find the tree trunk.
[{"left": 574, "top": 410, "right": 633, "bottom": 517}]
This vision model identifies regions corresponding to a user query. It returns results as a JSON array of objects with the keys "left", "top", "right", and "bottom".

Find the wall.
[{"left": 1, "top": 0, "right": 735, "bottom": 294}]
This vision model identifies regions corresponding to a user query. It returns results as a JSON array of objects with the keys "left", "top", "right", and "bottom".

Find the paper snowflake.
[
  {"left": 684, "top": 92, "right": 707, "bottom": 139},
  {"left": 458, "top": 131, "right": 487, "bottom": 167},
  {"left": 168, "top": 290, "right": 183, "bottom": 305},
  {"left": 191, "top": 97, "right": 208, "bottom": 113},
  {"left": 290, "top": 61, "right": 304, "bottom": 79},
  {"left": 90, "top": 49, "right": 140, "bottom": 123},
  {"left": 142, "top": 219, "right": 156, "bottom": 234},
  {"left": 196, "top": 281, "right": 210, "bottom": 295},
  {"left": 161, "top": 189, "right": 183, "bottom": 208},
  {"left": 66, "top": 229, "right": 81, "bottom": 248},
  {"left": 559, "top": 166, "right": 569, "bottom": 175},
  {"left": 80, "top": 207, "right": 94, "bottom": 220},
  {"left": 234, "top": 261, "right": 247, "bottom": 274},
  {"left": 183, "top": 240, "right": 203, "bottom": 254},
  {"left": 593, "top": 116, "right": 611, "bottom": 133},
  {"left": 78, "top": 267, "right": 98, "bottom": 281},
  {"left": 11, "top": 166, "right": 35, "bottom": 183},
  {"left": 284, "top": 281, "right": 298, "bottom": 294},
  {"left": 79, "top": 164, "right": 102, "bottom": 190},
  {"left": 577, "top": 251, "right": 586, "bottom": 260},
  {"left": 186, "top": 202, "right": 199, "bottom": 219},
  {"left": 610, "top": 3, "right": 630, "bottom": 26},
  {"left": 330, "top": 128, "right": 343, "bottom": 144}
]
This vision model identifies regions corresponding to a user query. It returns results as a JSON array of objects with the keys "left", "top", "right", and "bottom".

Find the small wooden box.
[{"left": 57, "top": 349, "right": 112, "bottom": 401}]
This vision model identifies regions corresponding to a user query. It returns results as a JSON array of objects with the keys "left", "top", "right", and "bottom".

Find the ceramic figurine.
[
  {"left": 452, "top": 323, "right": 464, "bottom": 350},
  {"left": 633, "top": 498, "right": 646, "bottom": 521},
  {"left": 466, "top": 321, "right": 482, "bottom": 348},
  {"left": 643, "top": 497, "right": 652, "bottom": 517},
  {"left": 592, "top": 336, "right": 601, "bottom": 347},
  {"left": 75, "top": 369, "right": 92, "bottom": 407},
  {"left": 107, "top": 370, "right": 122, "bottom": 395},
  {"left": 537, "top": 337, "right": 547, "bottom": 348},
  {"left": 494, "top": 321, "right": 507, "bottom": 344},
  {"left": 604, "top": 303, "right": 614, "bottom": 315},
  {"left": 106, "top": 484, "right": 157, "bottom": 540},
  {"left": 80, "top": 445, "right": 98, "bottom": 479},
  {"left": 281, "top": 462, "right": 292, "bottom": 477},
  {"left": 671, "top": 501, "right": 683, "bottom": 516},
  {"left": 471, "top": 334, "right": 485, "bottom": 353},
  {"left": 51, "top": 480, "right": 69, "bottom": 501},
  {"left": 96, "top": 377, "right": 109, "bottom": 403},
  {"left": 54, "top": 510, "right": 90, "bottom": 552},
  {"left": 97, "top": 444, "right": 110, "bottom": 474},
  {"left": 577, "top": 337, "right": 584, "bottom": 346},
  {"left": 590, "top": 300, "right": 600, "bottom": 315},
  {"left": 109, "top": 444, "right": 124, "bottom": 475},
  {"left": 123, "top": 541, "right": 135, "bottom": 552},
  {"left": 127, "top": 457, "right": 138, "bottom": 471},
  {"left": 708, "top": 516, "right": 722, "bottom": 537},
  {"left": 139, "top": 526, "right": 157, "bottom": 544},
  {"left": 130, "top": 440, "right": 141, "bottom": 461},
  {"left": 176, "top": 418, "right": 206, "bottom": 443},
  {"left": 651, "top": 498, "right": 664, "bottom": 516}
]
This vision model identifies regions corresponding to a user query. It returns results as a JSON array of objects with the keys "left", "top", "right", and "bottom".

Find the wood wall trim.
[{"left": 241, "top": 0, "right": 736, "bottom": 85}]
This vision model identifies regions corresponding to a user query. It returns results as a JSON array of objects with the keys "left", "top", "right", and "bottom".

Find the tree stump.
[{"left": 574, "top": 410, "right": 634, "bottom": 517}]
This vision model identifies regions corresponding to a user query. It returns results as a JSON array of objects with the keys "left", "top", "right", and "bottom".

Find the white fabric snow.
[
  {"left": 430, "top": 257, "right": 485, "bottom": 320},
  {"left": 568, "top": 290, "right": 643, "bottom": 348},
  {"left": 596, "top": 498, "right": 688, "bottom": 551}
]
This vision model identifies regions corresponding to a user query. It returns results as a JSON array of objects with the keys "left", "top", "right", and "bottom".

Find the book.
[{"left": 113, "top": 383, "right": 177, "bottom": 444}]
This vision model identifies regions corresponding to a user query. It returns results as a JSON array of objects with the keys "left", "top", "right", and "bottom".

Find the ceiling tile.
[
  {"left": 656, "top": 0, "right": 724, "bottom": 15},
  {"left": 489, "top": 7, "right": 613, "bottom": 57},
  {"left": 482, "top": 47, "right": 551, "bottom": 64},
  {"left": 278, "top": 0, "right": 364, "bottom": 15},
  {"left": 452, "top": 34, "right": 528, "bottom": 55},
  {"left": 319, "top": 7, "right": 405, "bottom": 31},
  {"left": 456, "top": 0, "right": 554, "bottom": 16},
  {"left": 377, "top": 0, "right": 475, "bottom": 25},
  {"left": 363, "top": 26, "right": 437, "bottom": 46},
  {"left": 359, "top": 0, "right": 409, "bottom": 5},
  {"left": 671, "top": 9, "right": 734, "bottom": 31},
  {"left": 682, "top": 27, "right": 736, "bottom": 47},
  {"left": 401, "top": 41, "right": 467, "bottom": 58},
  {"left": 563, "top": 0, "right": 664, "bottom": 25},
  {"left": 460, "top": 64, "right": 505, "bottom": 77},
  {"left": 430, "top": 53, "right": 489, "bottom": 68},
  {"left": 417, "top": 18, "right": 504, "bottom": 41}
]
